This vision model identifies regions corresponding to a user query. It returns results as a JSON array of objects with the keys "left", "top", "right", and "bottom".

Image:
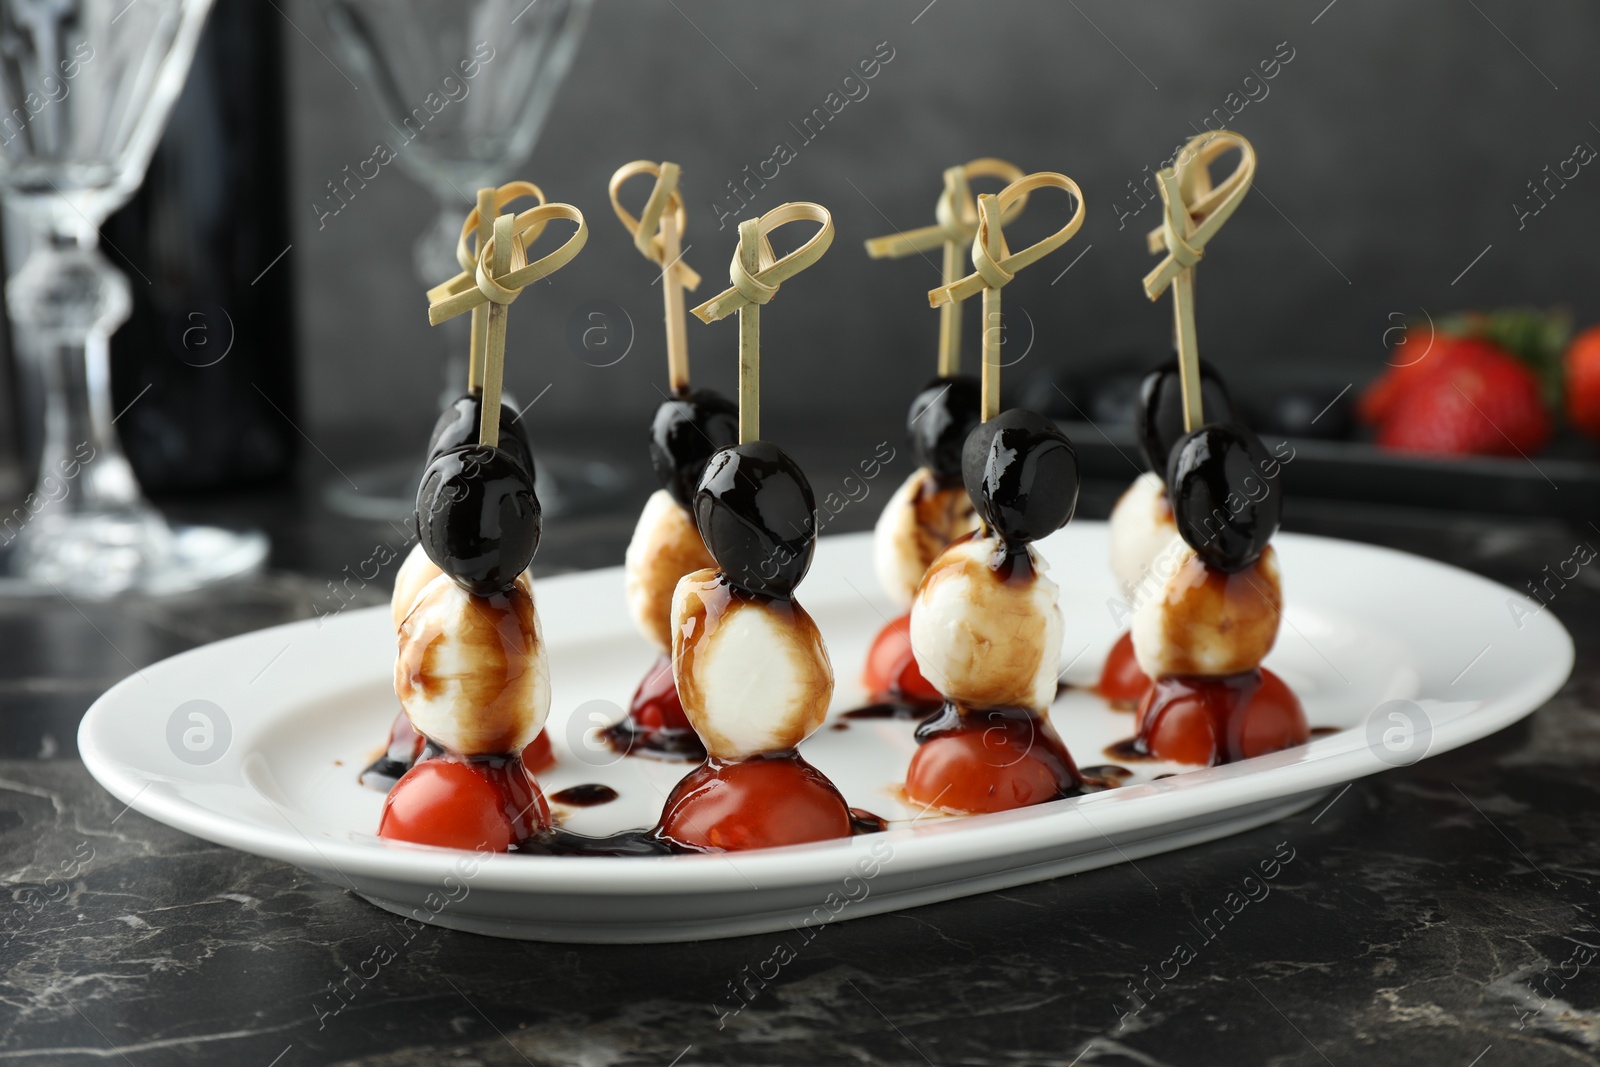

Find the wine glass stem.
[
  {"left": 7, "top": 226, "right": 146, "bottom": 516},
  {"left": 37, "top": 330, "right": 142, "bottom": 513}
]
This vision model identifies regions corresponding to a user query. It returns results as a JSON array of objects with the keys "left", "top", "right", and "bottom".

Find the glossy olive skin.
[
  {"left": 693, "top": 441, "right": 816, "bottom": 599},
  {"left": 650, "top": 388, "right": 740, "bottom": 510},
  {"left": 906, "top": 375, "right": 981, "bottom": 486},
  {"left": 1166, "top": 422, "right": 1281, "bottom": 572},
  {"left": 415, "top": 445, "right": 541, "bottom": 595},
  {"left": 428, "top": 394, "right": 536, "bottom": 481},
  {"left": 961, "top": 408, "right": 1080, "bottom": 546},
  {"left": 1136, "top": 358, "right": 1236, "bottom": 476}
]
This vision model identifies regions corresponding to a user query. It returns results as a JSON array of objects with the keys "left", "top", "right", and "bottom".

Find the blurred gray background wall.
[{"left": 284, "top": 0, "right": 1599, "bottom": 447}]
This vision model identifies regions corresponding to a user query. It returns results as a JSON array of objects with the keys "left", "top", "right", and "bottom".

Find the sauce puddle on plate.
[{"left": 549, "top": 784, "right": 619, "bottom": 807}]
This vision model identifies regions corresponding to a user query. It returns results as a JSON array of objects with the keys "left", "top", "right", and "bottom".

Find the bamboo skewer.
[
  {"left": 937, "top": 230, "right": 962, "bottom": 375},
  {"left": 609, "top": 161, "right": 703, "bottom": 393},
  {"left": 929, "top": 172, "right": 1086, "bottom": 423},
  {"left": 449, "top": 183, "right": 547, "bottom": 395},
  {"left": 981, "top": 283, "right": 1001, "bottom": 423},
  {"left": 1171, "top": 259, "right": 1201, "bottom": 432},
  {"left": 1142, "top": 131, "right": 1256, "bottom": 432},
  {"left": 736, "top": 220, "right": 761, "bottom": 442},
  {"left": 691, "top": 202, "right": 835, "bottom": 445},
  {"left": 427, "top": 183, "right": 588, "bottom": 447},
  {"left": 480, "top": 213, "right": 517, "bottom": 446},
  {"left": 467, "top": 187, "right": 495, "bottom": 394},
  {"left": 865, "top": 158, "right": 1028, "bottom": 378},
  {"left": 660, "top": 209, "right": 690, "bottom": 392}
]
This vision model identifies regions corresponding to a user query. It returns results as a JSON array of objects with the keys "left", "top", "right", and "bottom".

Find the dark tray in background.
[{"left": 1057, "top": 420, "right": 1600, "bottom": 524}]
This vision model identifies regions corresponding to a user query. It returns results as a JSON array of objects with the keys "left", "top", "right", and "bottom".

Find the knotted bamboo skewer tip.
[
  {"left": 610, "top": 160, "right": 702, "bottom": 395},
  {"left": 1141, "top": 131, "right": 1256, "bottom": 433},
  {"left": 863, "top": 158, "right": 1029, "bottom": 379},
  {"left": 690, "top": 202, "right": 834, "bottom": 445},
  {"left": 467, "top": 187, "right": 496, "bottom": 395},
  {"left": 928, "top": 171, "right": 1085, "bottom": 424},
  {"left": 426, "top": 182, "right": 588, "bottom": 449}
]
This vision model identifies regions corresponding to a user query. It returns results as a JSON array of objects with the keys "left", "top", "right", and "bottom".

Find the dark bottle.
[{"left": 104, "top": 0, "right": 296, "bottom": 493}]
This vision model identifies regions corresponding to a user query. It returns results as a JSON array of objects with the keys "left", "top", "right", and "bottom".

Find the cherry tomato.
[
  {"left": 522, "top": 731, "right": 554, "bottom": 773},
  {"left": 385, "top": 710, "right": 425, "bottom": 761},
  {"left": 862, "top": 613, "right": 942, "bottom": 705},
  {"left": 1096, "top": 631, "right": 1151, "bottom": 709},
  {"left": 657, "top": 755, "right": 852, "bottom": 851},
  {"left": 1238, "top": 669, "right": 1308, "bottom": 759},
  {"left": 629, "top": 653, "right": 693, "bottom": 732},
  {"left": 378, "top": 756, "right": 549, "bottom": 852},
  {"left": 906, "top": 709, "right": 1079, "bottom": 814},
  {"left": 1138, "top": 669, "right": 1307, "bottom": 765},
  {"left": 1139, "top": 680, "right": 1226, "bottom": 765}
]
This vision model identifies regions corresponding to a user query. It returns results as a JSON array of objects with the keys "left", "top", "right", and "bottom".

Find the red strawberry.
[
  {"left": 1358, "top": 329, "right": 1464, "bottom": 424},
  {"left": 1377, "top": 343, "right": 1550, "bottom": 456},
  {"left": 1565, "top": 324, "right": 1600, "bottom": 438}
]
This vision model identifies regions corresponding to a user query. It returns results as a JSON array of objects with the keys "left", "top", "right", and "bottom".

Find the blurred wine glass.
[
  {"left": 0, "top": 0, "right": 268, "bottom": 597},
  {"left": 319, "top": 0, "right": 617, "bottom": 521}
]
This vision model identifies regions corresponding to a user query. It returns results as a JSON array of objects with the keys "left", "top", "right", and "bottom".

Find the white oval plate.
[{"left": 79, "top": 524, "right": 1572, "bottom": 943}]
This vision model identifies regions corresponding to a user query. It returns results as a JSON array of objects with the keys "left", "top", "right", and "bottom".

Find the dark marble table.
[{"left": 1, "top": 436, "right": 1596, "bottom": 1067}]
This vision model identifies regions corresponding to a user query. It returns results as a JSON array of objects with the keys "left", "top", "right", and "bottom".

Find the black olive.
[
  {"left": 649, "top": 388, "right": 740, "bottom": 510},
  {"left": 693, "top": 441, "right": 816, "bottom": 599},
  {"left": 961, "top": 408, "right": 1080, "bottom": 546},
  {"left": 1166, "top": 422, "right": 1281, "bottom": 573},
  {"left": 427, "top": 393, "right": 536, "bottom": 481},
  {"left": 1135, "top": 358, "right": 1235, "bottom": 476},
  {"left": 415, "top": 445, "right": 541, "bottom": 596},
  {"left": 906, "top": 375, "right": 980, "bottom": 486}
]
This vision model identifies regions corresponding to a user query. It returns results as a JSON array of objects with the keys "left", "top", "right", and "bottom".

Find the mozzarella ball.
[
  {"left": 624, "top": 488, "right": 716, "bottom": 651},
  {"left": 873, "top": 466, "right": 980, "bottom": 608},
  {"left": 395, "top": 573, "right": 550, "bottom": 756},
  {"left": 1109, "top": 471, "right": 1176, "bottom": 601},
  {"left": 672, "top": 569, "right": 833, "bottom": 760},
  {"left": 391, "top": 543, "right": 443, "bottom": 629},
  {"left": 392, "top": 542, "right": 532, "bottom": 630},
  {"left": 908, "top": 534, "right": 1063, "bottom": 714},
  {"left": 1131, "top": 538, "right": 1282, "bottom": 678}
]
